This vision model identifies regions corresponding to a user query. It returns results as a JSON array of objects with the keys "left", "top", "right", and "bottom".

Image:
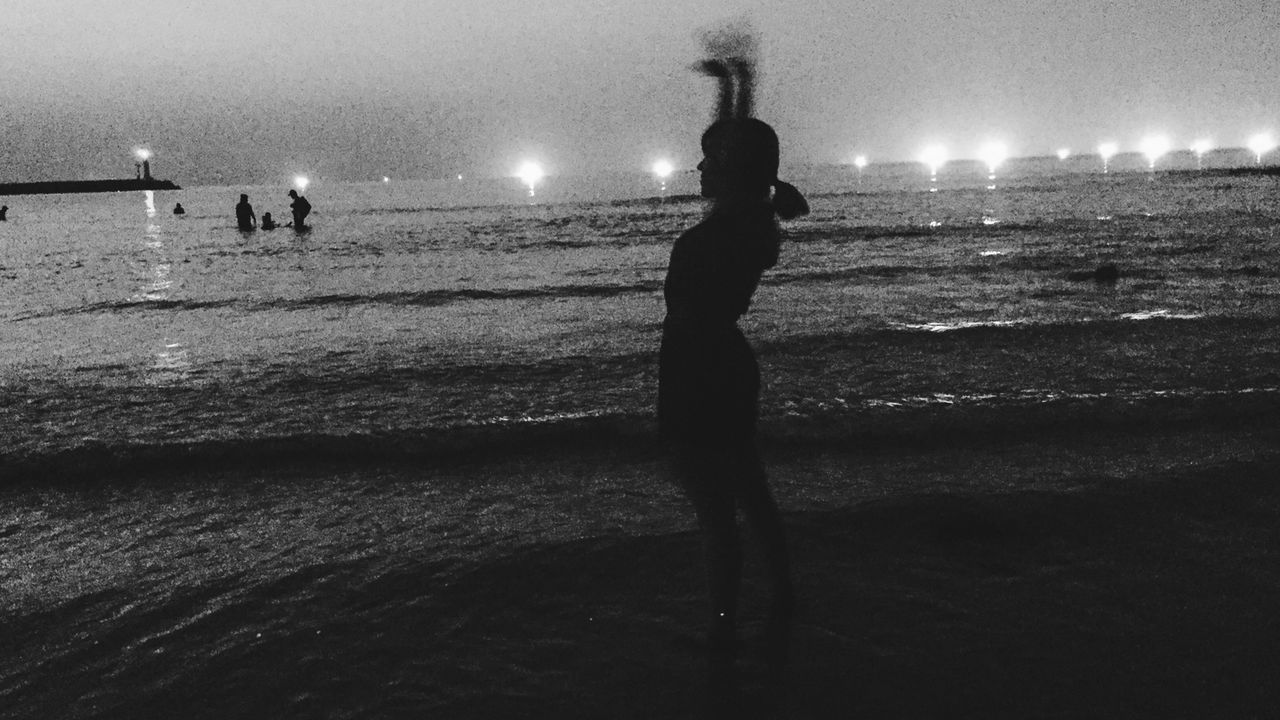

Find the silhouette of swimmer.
[
  {"left": 235, "top": 194, "right": 257, "bottom": 231},
  {"left": 0, "top": 205, "right": 7, "bottom": 221},
  {"left": 172, "top": 203, "right": 185, "bottom": 215},
  {"left": 659, "top": 26, "right": 808, "bottom": 690},
  {"left": 288, "top": 189, "right": 311, "bottom": 229},
  {"left": 260, "top": 212, "right": 278, "bottom": 230}
]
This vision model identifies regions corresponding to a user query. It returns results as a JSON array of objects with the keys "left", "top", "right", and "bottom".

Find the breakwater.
[{"left": 0, "top": 178, "right": 180, "bottom": 196}]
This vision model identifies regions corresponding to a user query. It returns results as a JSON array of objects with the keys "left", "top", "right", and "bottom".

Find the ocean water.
[
  {"left": 2, "top": 162, "right": 1279, "bottom": 466},
  {"left": 3, "top": 161, "right": 1280, "bottom": 717}
]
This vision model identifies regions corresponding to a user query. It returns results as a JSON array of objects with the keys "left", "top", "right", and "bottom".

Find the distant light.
[
  {"left": 1190, "top": 139, "right": 1213, "bottom": 170},
  {"left": 517, "top": 161, "right": 545, "bottom": 187},
  {"left": 853, "top": 155, "right": 868, "bottom": 170},
  {"left": 293, "top": 175, "right": 310, "bottom": 191},
  {"left": 1056, "top": 148, "right": 1071, "bottom": 161},
  {"left": 978, "top": 141, "right": 1008, "bottom": 174},
  {"left": 134, "top": 148, "right": 152, "bottom": 161},
  {"left": 457, "top": 174, "right": 463, "bottom": 181},
  {"left": 382, "top": 176, "right": 390, "bottom": 183},
  {"left": 517, "top": 161, "right": 544, "bottom": 197},
  {"left": 651, "top": 159, "right": 675, "bottom": 179},
  {"left": 1140, "top": 135, "right": 1171, "bottom": 169},
  {"left": 1247, "top": 132, "right": 1277, "bottom": 164},
  {"left": 919, "top": 144, "right": 948, "bottom": 177},
  {"left": 1098, "top": 142, "right": 1119, "bottom": 173}
]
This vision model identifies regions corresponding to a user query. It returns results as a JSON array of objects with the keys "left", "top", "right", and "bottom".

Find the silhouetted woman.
[{"left": 659, "top": 32, "right": 809, "bottom": 678}]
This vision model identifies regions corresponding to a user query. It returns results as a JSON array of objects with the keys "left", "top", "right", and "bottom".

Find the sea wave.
[
  {"left": 19, "top": 259, "right": 1234, "bottom": 320},
  {"left": 12, "top": 282, "right": 668, "bottom": 320},
  {"left": 16, "top": 259, "right": 1047, "bottom": 319},
  {"left": 5, "top": 384, "right": 1277, "bottom": 485}
]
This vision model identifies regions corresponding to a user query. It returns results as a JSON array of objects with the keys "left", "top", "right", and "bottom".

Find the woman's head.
[
  {"left": 699, "top": 118, "right": 779, "bottom": 198},
  {"left": 699, "top": 118, "right": 809, "bottom": 220}
]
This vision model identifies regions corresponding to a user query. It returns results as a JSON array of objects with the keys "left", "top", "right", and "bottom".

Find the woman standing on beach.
[{"left": 659, "top": 28, "right": 809, "bottom": 676}]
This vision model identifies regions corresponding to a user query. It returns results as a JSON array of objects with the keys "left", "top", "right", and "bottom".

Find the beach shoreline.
[{"left": 3, "top": 414, "right": 1278, "bottom": 718}]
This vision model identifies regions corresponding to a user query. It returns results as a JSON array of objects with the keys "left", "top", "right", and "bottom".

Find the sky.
[{"left": 3, "top": 0, "right": 1278, "bottom": 185}]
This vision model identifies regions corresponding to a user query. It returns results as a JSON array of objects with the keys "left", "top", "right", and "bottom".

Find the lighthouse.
[{"left": 135, "top": 148, "right": 153, "bottom": 181}]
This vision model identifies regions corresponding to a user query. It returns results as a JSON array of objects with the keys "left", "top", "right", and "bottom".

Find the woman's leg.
[
  {"left": 674, "top": 446, "right": 742, "bottom": 657},
  {"left": 734, "top": 455, "right": 792, "bottom": 605},
  {"left": 731, "top": 444, "right": 794, "bottom": 667}
]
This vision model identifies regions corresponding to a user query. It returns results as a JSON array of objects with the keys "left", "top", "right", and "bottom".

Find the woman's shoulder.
[{"left": 677, "top": 214, "right": 732, "bottom": 243}]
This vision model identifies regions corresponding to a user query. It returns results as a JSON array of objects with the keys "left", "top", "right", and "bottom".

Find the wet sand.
[{"left": 3, "top": 415, "right": 1279, "bottom": 719}]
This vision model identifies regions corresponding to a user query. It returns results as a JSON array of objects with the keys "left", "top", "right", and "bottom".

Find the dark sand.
[{"left": 4, "top": 414, "right": 1279, "bottom": 719}]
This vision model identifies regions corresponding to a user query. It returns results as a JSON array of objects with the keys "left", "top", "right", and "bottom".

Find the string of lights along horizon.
[
  {"left": 512, "top": 131, "right": 1277, "bottom": 193},
  {"left": 507, "top": 129, "right": 1278, "bottom": 191},
  {"left": 126, "top": 131, "right": 1277, "bottom": 193},
  {"left": 896, "top": 131, "right": 1279, "bottom": 178}
]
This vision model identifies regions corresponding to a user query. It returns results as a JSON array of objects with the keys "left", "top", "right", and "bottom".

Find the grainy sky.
[{"left": 4, "top": 0, "right": 1277, "bottom": 184}]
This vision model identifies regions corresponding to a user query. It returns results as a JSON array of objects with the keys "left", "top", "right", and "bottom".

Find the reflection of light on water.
[
  {"left": 150, "top": 342, "right": 192, "bottom": 384},
  {"left": 891, "top": 310, "right": 1207, "bottom": 333},
  {"left": 155, "top": 343, "right": 188, "bottom": 369},
  {"left": 979, "top": 249, "right": 1010, "bottom": 256},
  {"left": 134, "top": 263, "right": 173, "bottom": 301},
  {"left": 891, "top": 320, "right": 1026, "bottom": 332},
  {"left": 981, "top": 216, "right": 1000, "bottom": 226},
  {"left": 1119, "top": 309, "right": 1205, "bottom": 321},
  {"left": 859, "top": 385, "right": 1280, "bottom": 410},
  {"left": 137, "top": 196, "right": 171, "bottom": 300},
  {"left": 473, "top": 409, "right": 614, "bottom": 426},
  {"left": 1096, "top": 215, "right": 1113, "bottom": 221}
]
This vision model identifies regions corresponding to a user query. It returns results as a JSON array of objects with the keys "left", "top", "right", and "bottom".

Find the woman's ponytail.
[{"left": 771, "top": 180, "right": 809, "bottom": 220}]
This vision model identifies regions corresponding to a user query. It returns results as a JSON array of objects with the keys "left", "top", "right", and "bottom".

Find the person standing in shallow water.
[
  {"left": 658, "top": 35, "right": 809, "bottom": 684},
  {"left": 288, "top": 189, "right": 311, "bottom": 229},
  {"left": 235, "top": 194, "right": 256, "bottom": 231}
]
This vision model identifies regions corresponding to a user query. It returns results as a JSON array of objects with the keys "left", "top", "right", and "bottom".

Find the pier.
[{"left": 0, "top": 178, "right": 181, "bottom": 196}]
